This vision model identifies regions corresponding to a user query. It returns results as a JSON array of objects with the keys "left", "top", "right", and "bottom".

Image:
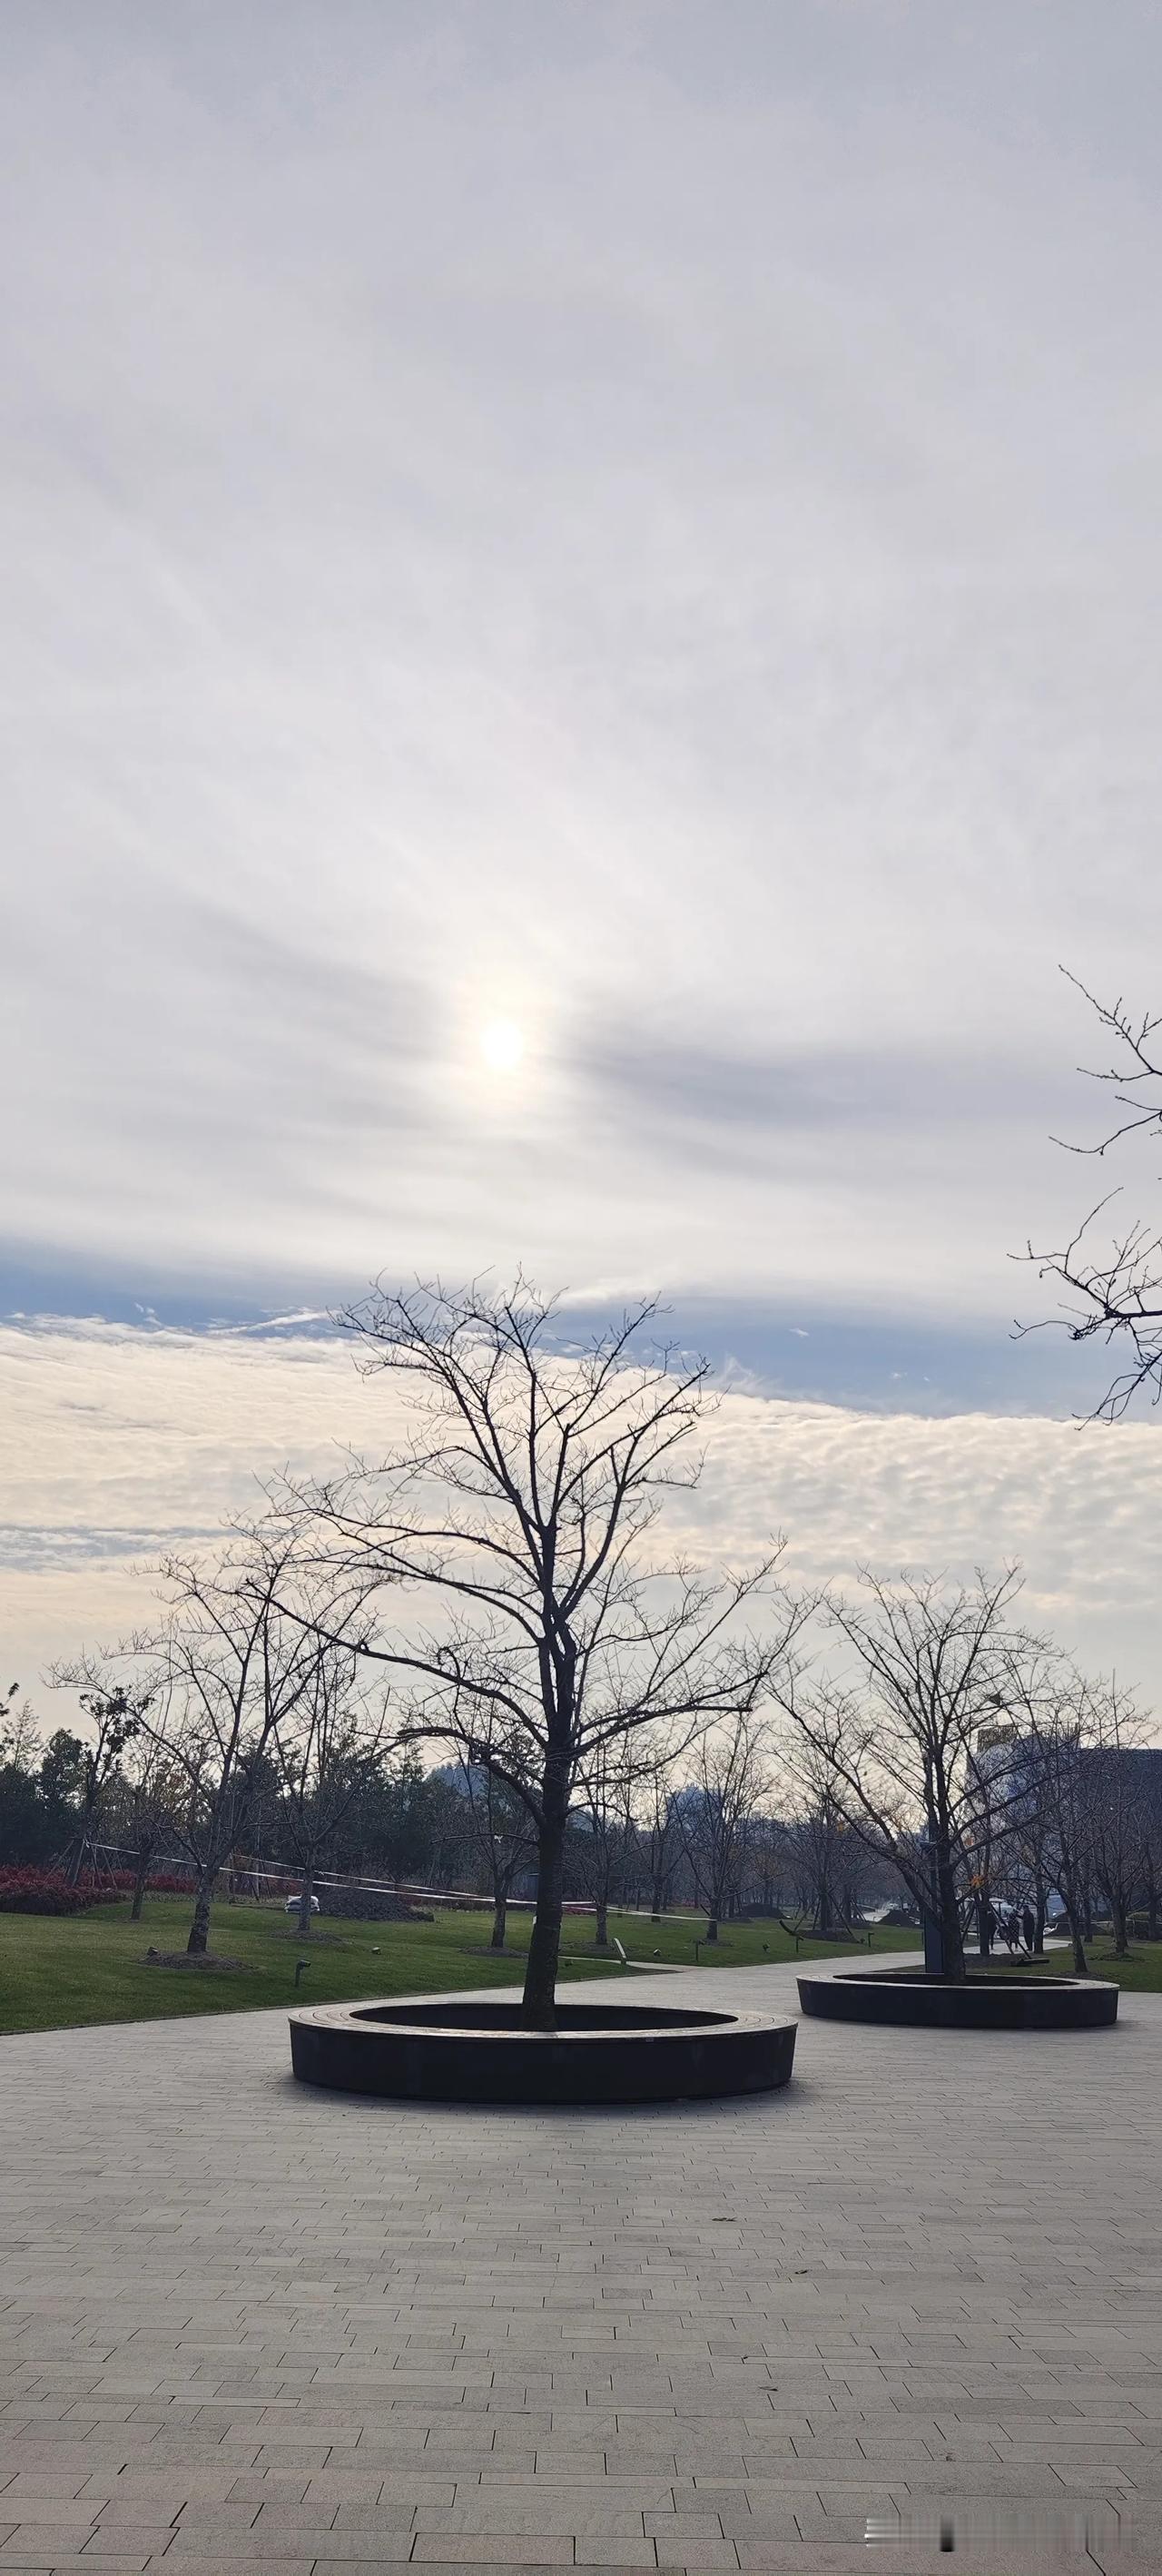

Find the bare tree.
[
  {"left": 998, "top": 1654, "right": 1098, "bottom": 1975},
  {"left": 961, "top": 1717, "right": 1018, "bottom": 1960},
  {"left": 574, "top": 1741, "right": 639, "bottom": 1948},
  {"left": 44, "top": 1669, "right": 153, "bottom": 1884},
  {"left": 783, "top": 1760, "right": 860, "bottom": 1939},
  {"left": 675, "top": 1712, "right": 771, "bottom": 1942},
  {"left": 1084, "top": 1683, "right": 1150, "bottom": 1958},
  {"left": 109, "top": 1735, "right": 186, "bottom": 1920},
  {"left": 452, "top": 1693, "right": 538, "bottom": 1949},
  {"left": 1139, "top": 1766, "right": 1162, "bottom": 1941},
  {"left": 272, "top": 1633, "right": 389, "bottom": 1938},
  {"left": 138, "top": 1534, "right": 319, "bottom": 1954},
  {"left": 0, "top": 1684, "right": 37, "bottom": 1766},
  {"left": 778, "top": 1568, "right": 1032, "bottom": 1982},
  {"left": 1021, "top": 975, "right": 1162, "bottom": 1418},
  {"left": 639, "top": 1758, "right": 682, "bottom": 1920},
  {"left": 284, "top": 1278, "right": 805, "bottom": 2026},
  {"left": 744, "top": 1811, "right": 793, "bottom": 1918}
]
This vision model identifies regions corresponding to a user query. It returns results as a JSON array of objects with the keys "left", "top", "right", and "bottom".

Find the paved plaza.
[{"left": 1, "top": 1955, "right": 1158, "bottom": 2576}]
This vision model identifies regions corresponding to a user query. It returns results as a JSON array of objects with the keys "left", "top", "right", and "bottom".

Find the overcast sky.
[{"left": 4, "top": 4, "right": 1161, "bottom": 1694}]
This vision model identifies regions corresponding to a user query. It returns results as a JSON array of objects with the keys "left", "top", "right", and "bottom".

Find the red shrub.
[
  {"left": 0, "top": 1869, "right": 115, "bottom": 1915},
  {"left": 75, "top": 1869, "right": 195, "bottom": 1897},
  {"left": 0, "top": 1867, "right": 197, "bottom": 1914}
]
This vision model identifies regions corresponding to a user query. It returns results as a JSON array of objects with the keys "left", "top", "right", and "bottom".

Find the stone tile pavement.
[{"left": 1, "top": 1954, "right": 1158, "bottom": 2575}]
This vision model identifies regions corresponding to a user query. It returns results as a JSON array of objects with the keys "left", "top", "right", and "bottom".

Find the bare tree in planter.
[
  {"left": 272, "top": 1632, "right": 389, "bottom": 1939},
  {"left": 777, "top": 1568, "right": 1034, "bottom": 1982},
  {"left": 286, "top": 1278, "right": 804, "bottom": 2028},
  {"left": 675, "top": 1711, "right": 772, "bottom": 1942}
]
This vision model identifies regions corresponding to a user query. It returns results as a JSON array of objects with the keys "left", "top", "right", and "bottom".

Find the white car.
[{"left": 284, "top": 1894, "right": 320, "bottom": 1914}]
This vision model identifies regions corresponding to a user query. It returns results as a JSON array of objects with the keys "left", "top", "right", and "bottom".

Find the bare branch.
[{"left": 1018, "top": 972, "right": 1162, "bottom": 1416}]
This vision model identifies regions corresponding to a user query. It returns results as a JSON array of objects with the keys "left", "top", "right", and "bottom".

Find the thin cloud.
[{"left": 2, "top": 1317, "right": 1158, "bottom": 1705}]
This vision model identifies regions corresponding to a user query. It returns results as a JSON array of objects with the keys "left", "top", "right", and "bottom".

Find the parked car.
[{"left": 284, "top": 1893, "right": 320, "bottom": 1915}]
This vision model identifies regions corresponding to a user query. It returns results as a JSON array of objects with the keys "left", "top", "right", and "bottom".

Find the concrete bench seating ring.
[
  {"left": 797, "top": 1966, "right": 1118, "bottom": 2029},
  {"left": 290, "top": 1994, "right": 798, "bottom": 2102}
]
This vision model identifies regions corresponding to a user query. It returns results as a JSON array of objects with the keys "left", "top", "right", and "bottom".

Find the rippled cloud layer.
[{"left": 4, "top": 1318, "right": 1157, "bottom": 1710}]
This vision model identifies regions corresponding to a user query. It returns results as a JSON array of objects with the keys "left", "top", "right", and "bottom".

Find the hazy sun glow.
[{"left": 480, "top": 1017, "right": 525, "bottom": 1072}]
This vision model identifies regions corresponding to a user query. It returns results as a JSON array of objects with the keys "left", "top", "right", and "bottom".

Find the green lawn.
[
  {"left": 0, "top": 1898, "right": 918, "bottom": 2037},
  {"left": 999, "top": 1939, "right": 1162, "bottom": 1995}
]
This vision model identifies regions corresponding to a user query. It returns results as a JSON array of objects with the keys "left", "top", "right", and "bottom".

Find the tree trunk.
[
  {"left": 976, "top": 1890, "right": 992, "bottom": 1959},
  {"left": 64, "top": 1814, "right": 94, "bottom": 1890},
  {"left": 1033, "top": 1876, "right": 1047, "bottom": 1955},
  {"left": 818, "top": 1877, "right": 832, "bottom": 1939},
  {"left": 595, "top": 1899, "right": 608, "bottom": 1947},
  {"left": 130, "top": 1838, "right": 153, "bottom": 1923},
  {"left": 650, "top": 1870, "right": 666, "bottom": 1920},
  {"left": 1147, "top": 1878, "right": 1160, "bottom": 1941},
  {"left": 186, "top": 1868, "right": 215, "bottom": 1956},
  {"left": 490, "top": 1889, "right": 507, "bottom": 1949},
  {"left": 704, "top": 1916, "right": 719, "bottom": 1942},
  {"left": 297, "top": 1867, "right": 315, "bottom": 1938},
  {"left": 1112, "top": 1894, "right": 1129, "bottom": 1958},
  {"left": 936, "top": 1846, "right": 966, "bottom": 1981},
  {"left": 1068, "top": 1908, "right": 1088, "bottom": 1974},
  {"left": 522, "top": 1784, "right": 567, "bottom": 2028}
]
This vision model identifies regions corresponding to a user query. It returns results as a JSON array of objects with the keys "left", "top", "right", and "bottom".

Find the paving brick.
[
  {"left": 2, "top": 1962, "right": 1159, "bottom": 2576},
  {"left": 143, "top": 2565, "right": 317, "bottom": 2576},
  {"left": 573, "top": 2548, "right": 658, "bottom": 2569},
  {"left": 411, "top": 2541, "right": 573, "bottom": 2565},
  {"left": 653, "top": 2551, "right": 739, "bottom": 2573}
]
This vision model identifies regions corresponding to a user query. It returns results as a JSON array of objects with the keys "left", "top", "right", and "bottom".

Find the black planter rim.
[
  {"left": 292, "top": 1996, "right": 787, "bottom": 2040},
  {"left": 818, "top": 1967, "right": 1091, "bottom": 1990},
  {"left": 288, "top": 1993, "right": 798, "bottom": 2101},
  {"left": 796, "top": 1964, "right": 1118, "bottom": 2029}
]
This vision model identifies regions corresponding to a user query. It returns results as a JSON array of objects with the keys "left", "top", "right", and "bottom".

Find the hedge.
[{"left": 0, "top": 1867, "right": 196, "bottom": 1915}]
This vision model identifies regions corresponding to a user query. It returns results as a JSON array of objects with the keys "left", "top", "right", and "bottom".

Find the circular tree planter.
[
  {"left": 797, "top": 1966, "right": 1118, "bottom": 2031},
  {"left": 290, "top": 1996, "right": 797, "bottom": 2103}
]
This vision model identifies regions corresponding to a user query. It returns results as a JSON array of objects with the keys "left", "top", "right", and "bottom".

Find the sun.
[{"left": 479, "top": 1017, "right": 525, "bottom": 1073}]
